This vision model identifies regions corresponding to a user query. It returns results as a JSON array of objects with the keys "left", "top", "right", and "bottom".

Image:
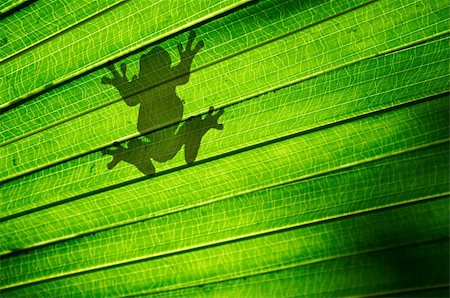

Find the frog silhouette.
[{"left": 100, "top": 31, "right": 224, "bottom": 175}]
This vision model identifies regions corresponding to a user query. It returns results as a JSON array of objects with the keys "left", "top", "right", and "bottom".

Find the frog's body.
[{"left": 101, "top": 31, "right": 223, "bottom": 175}]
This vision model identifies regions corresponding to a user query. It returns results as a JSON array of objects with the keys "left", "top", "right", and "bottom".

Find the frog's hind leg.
[
  {"left": 101, "top": 140, "right": 156, "bottom": 176},
  {"left": 101, "top": 142, "right": 125, "bottom": 169},
  {"left": 132, "top": 159, "right": 156, "bottom": 176},
  {"left": 183, "top": 106, "right": 224, "bottom": 164}
]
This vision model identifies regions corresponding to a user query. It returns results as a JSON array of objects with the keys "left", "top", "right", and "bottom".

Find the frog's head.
[{"left": 139, "top": 46, "right": 171, "bottom": 81}]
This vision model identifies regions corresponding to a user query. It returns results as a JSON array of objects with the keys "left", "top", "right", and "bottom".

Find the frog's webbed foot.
[
  {"left": 184, "top": 106, "right": 224, "bottom": 164},
  {"left": 101, "top": 64, "right": 128, "bottom": 87},
  {"left": 101, "top": 141, "right": 156, "bottom": 176},
  {"left": 204, "top": 106, "right": 224, "bottom": 131},
  {"left": 101, "top": 63, "right": 138, "bottom": 100},
  {"left": 178, "top": 30, "right": 204, "bottom": 60},
  {"left": 101, "top": 142, "right": 126, "bottom": 170}
]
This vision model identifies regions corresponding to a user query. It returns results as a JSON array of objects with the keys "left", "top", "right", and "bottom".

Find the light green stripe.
[
  {"left": 0, "top": 0, "right": 128, "bottom": 62},
  {"left": 0, "top": 0, "right": 31, "bottom": 14}
]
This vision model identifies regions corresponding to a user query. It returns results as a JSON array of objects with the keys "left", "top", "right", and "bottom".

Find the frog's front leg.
[
  {"left": 101, "top": 63, "right": 140, "bottom": 106},
  {"left": 173, "top": 31, "right": 204, "bottom": 85},
  {"left": 183, "top": 106, "right": 224, "bottom": 164}
]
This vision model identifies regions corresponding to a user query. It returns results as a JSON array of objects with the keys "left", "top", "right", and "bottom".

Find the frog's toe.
[
  {"left": 214, "top": 107, "right": 224, "bottom": 118},
  {"left": 101, "top": 77, "right": 113, "bottom": 85},
  {"left": 208, "top": 106, "right": 224, "bottom": 116},
  {"left": 107, "top": 157, "right": 121, "bottom": 169},
  {"left": 189, "top": 30, "right": 197, "bottom": 41},
  {"left": 205, "top": 106, "right": 224, "bottom": 129},
  {"left": 101, "top": 148, "right": 115, "bottom": 155},
  {"left": 195, "top": 40, "right": 204, "bottom": 51}
]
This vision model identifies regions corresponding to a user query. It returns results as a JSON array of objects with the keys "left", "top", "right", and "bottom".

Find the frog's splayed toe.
[
  {"left": 101, "top": 141, "right": 156, "bottom": 176},
  {"left": 184, "top": 106, "right": 224, "bottom": 164}
]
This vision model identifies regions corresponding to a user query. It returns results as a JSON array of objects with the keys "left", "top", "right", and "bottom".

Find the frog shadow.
[{"left": 100, "top": 31, "right": 224, "bottom": 175}]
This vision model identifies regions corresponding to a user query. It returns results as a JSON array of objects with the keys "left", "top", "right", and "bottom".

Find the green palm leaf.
[{"left": 0, "top": 0, "right": 448, "bottom": 296}]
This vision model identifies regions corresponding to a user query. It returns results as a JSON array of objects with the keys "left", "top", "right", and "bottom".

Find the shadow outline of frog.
[{"left": 100, "top": 31, "right": 224, "bottom": 175}]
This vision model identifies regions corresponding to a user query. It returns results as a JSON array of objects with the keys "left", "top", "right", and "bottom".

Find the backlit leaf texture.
[{"left": 0, "top": 0, "right": 449, "bottom": 297}]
